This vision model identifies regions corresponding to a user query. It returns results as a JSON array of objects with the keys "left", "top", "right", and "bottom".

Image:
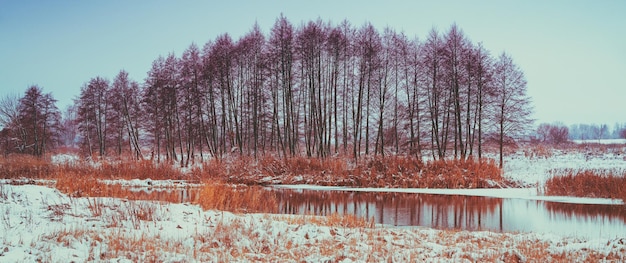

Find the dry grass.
[
  {"left": 37, "top": 218, "right": 625, "bottom": 262},
  {"left": 0, "top": 154, "right": 54, "bottom": 178},
  {"left": 1, "top": 153, "right": 504, "bottom": 189},
  {"left": 193, "top": 181, "right": 278, "bottom": 213},
  {"left": 55, "top": 172, "right": 187, "bottom": 204},
  {"left": 196, "top": 155, "right": 504, "bottom": 189},
  {"left": 545, "top": 168, "right": 626, "bottom": 202},
  {"left": 96, "top": 160, "right": 185, "bottom": 180},
  {"left": 269, "top": 213, "right": 375, "bottom": 228}
]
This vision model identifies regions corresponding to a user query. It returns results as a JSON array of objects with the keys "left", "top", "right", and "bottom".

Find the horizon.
[{"left": 1, "top": 1, "right": 625, "bottom": 126}]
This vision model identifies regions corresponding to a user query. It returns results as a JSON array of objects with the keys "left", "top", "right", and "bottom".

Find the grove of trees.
[
  {"left": 536, "top": 123, "right": 569, "bottom": 145},
  {"left": 1, "top": 17, "right": 535, "bottom": 168}
]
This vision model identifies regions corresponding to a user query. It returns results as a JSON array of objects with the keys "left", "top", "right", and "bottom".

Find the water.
[{"left": 272, "top": 188, "right": 626, "bottom": 239}]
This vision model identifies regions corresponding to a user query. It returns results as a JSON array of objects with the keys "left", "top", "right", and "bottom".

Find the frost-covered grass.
[
  {"left": 501, "top": 146, "right": 626, "bottom": 187},
  {"left": 1, "top": 183, "right": 624, "bottom": 262}
]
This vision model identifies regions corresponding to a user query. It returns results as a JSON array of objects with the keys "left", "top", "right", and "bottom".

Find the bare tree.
[
  {"left": 15, "top": 85, "right": 61, "bottom": 156},
  {"left": 76, "top": 77, "right": 110, "bottom": 157},
  {"left": 59, "top": 105, "right": 78, "bottom": 149},
  {"left": 268, "top": 14, "right": 297, "bottom": 157},
  {"left": 0, "top": 94, "right": 20, "bottom": 155},
  {"left": 536, "top": 123, "right": 551, "bottom": 143},
  {"left": 493, "top": 52, "right": 533, "bottom": 168},
  {"left": 422, "top": 28, "right": 451, "bottom": 160},
  {"left": 548, "top": 124, "right": 569, "bottom": 145},
  {"left": 111, "top": 70, "right": 143, "bottom": 160}
]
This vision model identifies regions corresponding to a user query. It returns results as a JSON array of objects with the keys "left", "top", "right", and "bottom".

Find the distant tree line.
[
  {"left": 534, "top": 122, "right": 626, "bottom": 145},
  {"left": 1, "top": 17, "right": 534, "bottom": 168},
  {"left": 568, "top": 123, "right": 626, "bottom": 141}
]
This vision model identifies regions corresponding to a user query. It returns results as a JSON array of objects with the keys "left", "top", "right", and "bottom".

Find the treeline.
[
  {"left": 534, "top": 122, "right": 626, "bottom": 145},
  {"left": 1, "top": 17, "right": 533, "bottom": 167},
  {"left": 568, "top": 123, "right": 626, "bottom": 141}
]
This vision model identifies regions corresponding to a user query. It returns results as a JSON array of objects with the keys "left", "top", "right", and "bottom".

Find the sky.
[{"left": 1, "top": 0, "right": 625, "bottom": 126}]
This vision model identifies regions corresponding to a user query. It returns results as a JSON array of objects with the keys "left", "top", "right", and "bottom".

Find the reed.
[
  {"left": 545, "top": 168, "right": 626, "bottom": 201},
  {"left": 193, "top": 181, "right": 278, "bottom": 213}
]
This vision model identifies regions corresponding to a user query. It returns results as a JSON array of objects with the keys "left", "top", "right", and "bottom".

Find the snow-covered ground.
[
  {"left": 2, "top": 150, "right": 625, "bottom": 261},
  {"left": 501, "top": 149, "right": 626, "bottom": 187},
  {"left": 273, "top": 185, "right": 624, "bottom": 205},
  {"left": 572, "top": 139, "right": 626, "bottom": 145},
  {"left": 1, "top": 183, "right": 624, "bottom": 262}
]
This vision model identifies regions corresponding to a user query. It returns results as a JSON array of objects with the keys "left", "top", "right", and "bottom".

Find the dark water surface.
[{"left": 271, "top": 188, "right": 626, "bottom": 239}]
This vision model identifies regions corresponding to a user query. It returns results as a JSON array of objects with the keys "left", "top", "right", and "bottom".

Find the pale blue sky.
[{"left": 1, "top": 0, "right": 624, "bottom": 125}]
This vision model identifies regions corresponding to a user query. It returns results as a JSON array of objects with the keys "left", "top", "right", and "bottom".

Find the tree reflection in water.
[
  {"left": 275, "top": 190, "right": 502, "bottom": 230},
  {"left": 272, "top": 188, "right": 626, "bottom": 238}
]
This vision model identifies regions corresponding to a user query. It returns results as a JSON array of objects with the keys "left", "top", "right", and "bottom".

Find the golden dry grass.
[
  {"left": 545, "top": 168, "right": 626, "bottom": 202},
  {"left": 1, "top": 154, "right": 504, "bottom": 189},
  {"left": 0, "top": 154, "right": 55, "bottom": 178},
  {"left": 196, "top": 155, "right": 504, "bottom": 188},
  {"left": 193, "top": 181, "right": 278, "bottom": 213},
  {"left": 268, "top": 213, "right": 375, "bottom": 228}
]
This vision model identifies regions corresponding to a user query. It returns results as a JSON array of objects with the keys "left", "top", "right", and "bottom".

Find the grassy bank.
[{"left": 1, "top": 154, "right": 504, "bottom": 189}]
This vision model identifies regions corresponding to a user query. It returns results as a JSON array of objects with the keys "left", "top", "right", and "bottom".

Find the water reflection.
[
  {"left": 126, "top": 187, "right": 197, "bottom": 203},
  {"left": 273, "top": 188, "right": 626, "bottom": 238}
]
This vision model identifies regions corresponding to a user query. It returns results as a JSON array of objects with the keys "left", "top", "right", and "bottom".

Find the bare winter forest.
[{"left": 1, "top": 17, "right": 534, "bottom": 167}]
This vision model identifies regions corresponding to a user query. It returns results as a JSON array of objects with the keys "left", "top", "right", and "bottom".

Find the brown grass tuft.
[
  {"left": 193, "top": 181, "right": 278, "bottom": 213},
  {"left": 0, "top": 154, "right": 54, "bottom": 179},
  {"left": 545, "top": 169, "right": 626, "bottom": 202}
]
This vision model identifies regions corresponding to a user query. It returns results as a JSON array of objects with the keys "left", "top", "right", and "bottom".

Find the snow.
[
  {"left": 50, "top": 154, "right": 80, "bottom": 165},
  {"left": 271, "top": 185, "right": 624, "bottom": 205},
  {"left": 572, "top": 139, "right": 626, "bottom": 145},
  {"left": 501, "top": 149, "right": 626, "bottom": 186},
  {"left": 1, "top": 183, "right": 625, "bottom": 262},
  {"left": 2, "top": 150, "right": 626, "bottom": 261},
  {"left": 100, "top": 179, "right": 202, "bottom": 189}
]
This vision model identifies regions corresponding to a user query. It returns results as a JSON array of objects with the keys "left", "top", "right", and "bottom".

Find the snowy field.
[
  {"left": 1, "top": 149, "right": 626, "bottom": 261},
  {"left": 501, "top": 148, "right": 626, "bottom": 187},
  {"left": 1, "top": 183, "right": 625, "bottom": 262},
  {"left": 572, "top": 139, "right": 626, "bottom": 145}
]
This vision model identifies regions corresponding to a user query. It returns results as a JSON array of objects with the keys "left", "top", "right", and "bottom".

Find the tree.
[
  {"left": 0, "top": 93, "right": 20, "bottom": 131},
  {"left": 59, "top": 105, "right": 78, "bottom": 149},
  {"left": 493, "top": 52, "right": 533, "bottom": 168},
  {"left": 180, "top": 43, "right": 205, "bottom": 163},
  {"left": 110, "top": 70, "right": 143, "bottom": 159},
  {"left": 536, "top": 123, "right": 551, "bottom": 142},
  {"left": 592, "top": 124, "right": 608, "bottom": 140},
  {"left": 143, "top": 54, "right": 183, "bottom": 163},
  {"left": 352, "top": 22, "right": 382, "bottom": 159},
  {"left": 537, "top": 123, "right": 569, "bottom": 145},
  {"left": 268, "top": 14, "right": 297, "bottom": 157},
  {"left": 442, "top": 23, "right": 471, "bottom": 159},
  {"left": 471, "top": 43, "right": 494, "bottom": 160},
  {"left": 422, "top": 28, "right": 450, "bottom": 160},
  {"left": 15, "top": 85, "right": 61, "bottom": 156},
  {"left": 76, "top": 77, "right": 110, "bottom": 157},
  {"left": 620, "top": 128, "right": 626, "bottom": 139},
  {"left": 0, "top": 93, "right": 20, "bottom": 155},
  {"left": 547, "top": 124, "right": 569, "bottom": 145}
]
